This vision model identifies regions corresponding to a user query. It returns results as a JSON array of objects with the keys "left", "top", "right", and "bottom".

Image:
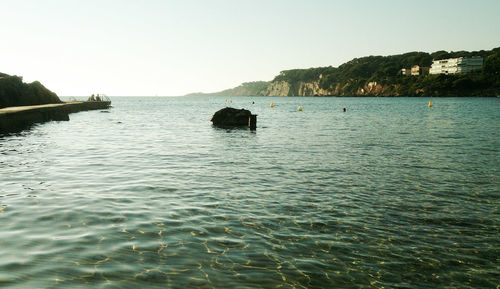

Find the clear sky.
[{"left": 1, "top": 0, "right": 499, "bottom": 96}]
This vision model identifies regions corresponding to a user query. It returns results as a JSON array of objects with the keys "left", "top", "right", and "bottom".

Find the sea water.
[{"left": 0, "top": 96, "right": 499, "bottom": 288}]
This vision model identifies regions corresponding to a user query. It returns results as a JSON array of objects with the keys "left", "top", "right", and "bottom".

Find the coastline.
[
  {"left": 0, "top": 101, "right": 111, "bottom": 134},
  {"left": 187, "top": 84, "right": 500, "bottom": 98}
]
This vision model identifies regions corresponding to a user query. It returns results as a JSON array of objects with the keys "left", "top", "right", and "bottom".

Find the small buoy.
[
  {"left": 343, "top": 107, "right": 346, "bottom": 112},
  {"left": 428, "top": 101, "right": 433, "bottom": 107},
  {"left": 298, "top": 106, "right": 303, "bottom": 111},
  {"left": 270, "top": 102, "right": 274, "bottom": 108}
]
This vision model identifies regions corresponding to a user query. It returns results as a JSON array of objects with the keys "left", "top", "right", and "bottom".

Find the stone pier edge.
[{"left": 0, "top": 101, "right": 111, "bottom": 134}]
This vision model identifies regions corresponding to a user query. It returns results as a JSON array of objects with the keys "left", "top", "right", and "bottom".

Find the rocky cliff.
[
  {"left": 262, "top": 80, "right": 402, "bottom": 97},
  {"left": 261, "top": 78, "right": 498, "bottom": 97},
  {"left": 264, "top": 80, "right": 331, "bottom": 96}
]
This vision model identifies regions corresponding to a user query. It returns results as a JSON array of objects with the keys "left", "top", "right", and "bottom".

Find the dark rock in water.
[{"left": 211, "top": 107, "right": 255, "bottom": 129}]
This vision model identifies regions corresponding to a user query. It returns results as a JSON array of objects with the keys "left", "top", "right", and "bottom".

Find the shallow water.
[{"left": 0, "top": 96, "right": 499, "bottom": 288}]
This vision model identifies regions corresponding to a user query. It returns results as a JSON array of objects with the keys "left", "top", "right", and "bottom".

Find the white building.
[
  {"left": 430, "top": 57, "right": 483, "bottom": 75},
  {"left": 411, "top": 65, "right": 430, "bottom": 76},
  {"left": 399, "top": 68, "right": 411, "bottom": 76}
]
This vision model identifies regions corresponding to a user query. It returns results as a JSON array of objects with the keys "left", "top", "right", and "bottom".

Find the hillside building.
[
  {"left": 411, "top": 65, "right": 430, "bottom": 76},
  {"left": 400, "top": 65, "right": 429, "bottom": 76},
  {"left": 399, "top": 68, "right": 411, "bottom": 76},
  {"left": 430, "top": 57, "right": 483, "bottom": 75}
]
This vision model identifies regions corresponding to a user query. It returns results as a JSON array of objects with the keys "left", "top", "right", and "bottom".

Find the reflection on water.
[{"left": 0, "top": 96, "right": 499, "bottom": 288}]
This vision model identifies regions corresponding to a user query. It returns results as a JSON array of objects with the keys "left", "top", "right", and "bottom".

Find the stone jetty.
[{"left": 0, "top": 101, "right": 111, "bottom": 134}]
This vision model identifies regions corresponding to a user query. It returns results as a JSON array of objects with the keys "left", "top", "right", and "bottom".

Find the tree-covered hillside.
[
  {"left": 194, "top": 47, "right": 500, "bottom": 97},
  {"left": 274, "top": 48, "right": 500, "bottom": 96},
  {"left": 0, "top": 73, "right": 61, "bottom": 108}
]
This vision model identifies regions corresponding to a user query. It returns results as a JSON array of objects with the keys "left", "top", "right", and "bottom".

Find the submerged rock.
[{"left": 211, "top": 107, "right": 255, "bottom": 129}]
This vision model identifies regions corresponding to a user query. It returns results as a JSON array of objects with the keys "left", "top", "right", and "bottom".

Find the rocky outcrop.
[
  {"left": 0, "top": 73, "right": 62, "bottom": 109},
  {"left": 201, "top": 78, "right": 444, "bottom": 97},
  {"left": 263, "top": 80, "right": 331, "bottom": 96},
  {"left": 297, "top": 81, "right": 331, "bottom": 96},
  {"left": 264, "top": 81, "right": 291, "bottom": 96},
  {"left": 356, "top": 82, "right": 401, "bottom": 97},
  {"left": 262, "top": 80, "right": 403, "bottom": 97},
  {"left": 211, "top": 107, "right": 256, "bottom": 129}
]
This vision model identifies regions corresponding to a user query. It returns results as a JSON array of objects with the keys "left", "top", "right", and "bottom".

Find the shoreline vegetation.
[
  {"left": 187, "top": 47, "right": 500, "bottom": 97},
  {"left": 0, "top": 73, "right": 62, "bottom": 109}
]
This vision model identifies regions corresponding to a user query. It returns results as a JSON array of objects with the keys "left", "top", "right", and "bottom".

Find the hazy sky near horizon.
[{"left": 1, "top": 0, "right": 499, "bottom": 96}]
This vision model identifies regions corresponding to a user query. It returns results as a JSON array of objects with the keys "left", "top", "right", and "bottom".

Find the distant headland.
[{"left": 187, "top": 47, "right": 500, "bottom": 97}]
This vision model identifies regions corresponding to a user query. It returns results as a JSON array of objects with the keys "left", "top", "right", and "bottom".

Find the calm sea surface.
[{"left": 0, "top": 96, "right": 499, "bottom": 288}]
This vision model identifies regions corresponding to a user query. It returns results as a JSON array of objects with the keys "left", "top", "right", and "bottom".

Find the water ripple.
[{"left": 0, "top": 97, "right": 499, "bottom": 288}]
